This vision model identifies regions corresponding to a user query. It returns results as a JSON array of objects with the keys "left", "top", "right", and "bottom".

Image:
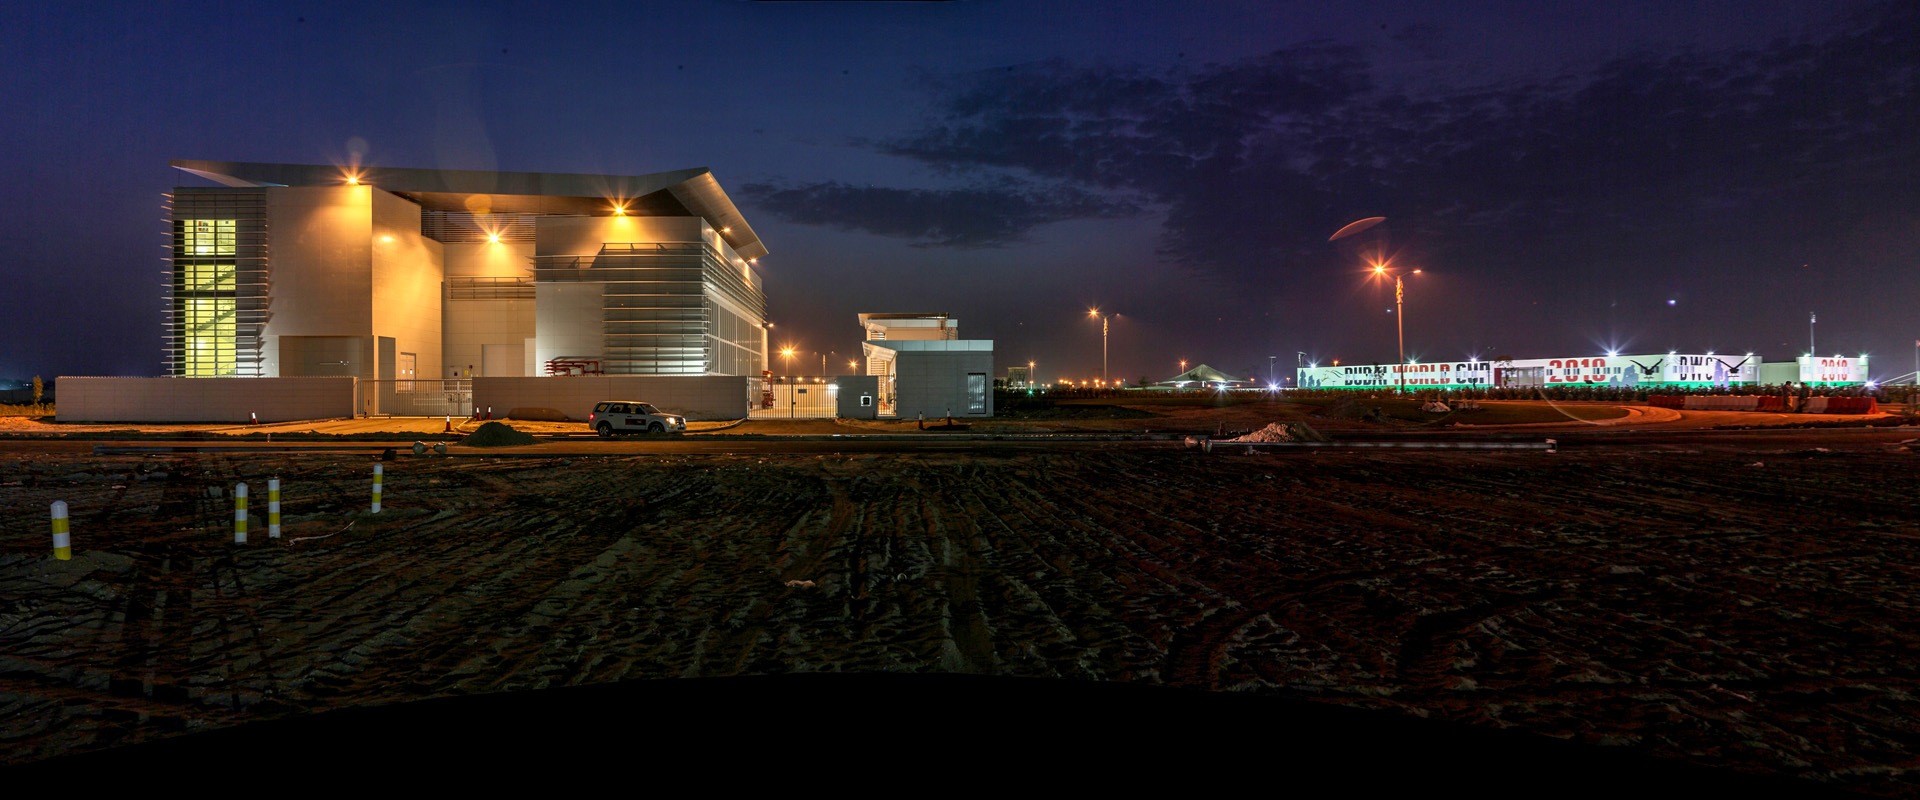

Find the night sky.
[{"left": 5, "top": 1, "right": 1916, "bottom": 384}]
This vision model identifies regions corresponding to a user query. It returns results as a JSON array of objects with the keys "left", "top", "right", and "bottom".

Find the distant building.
[
  {"left": 1006, "top": 365, "right": 1030, "bottom": 386},
  {"left": 1156, "top": 364, "right": 1251, "bottom": 388},
  {"left": 858, "top": 313, "right": 993, "bottom": 418}
]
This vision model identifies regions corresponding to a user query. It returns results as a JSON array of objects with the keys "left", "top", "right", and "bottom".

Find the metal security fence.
[
  {"left": 752, "top": 376, "right": 839, "bottom": 418},
  {"left": 353, "top": 380, "right": 472, "bottom": 418}
]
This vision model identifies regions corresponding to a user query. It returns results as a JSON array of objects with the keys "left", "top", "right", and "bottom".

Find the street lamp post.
[
  {"left": 780, "top": 347, "right": 795, "bottom": 418},
  {"left": 1370, "top": 263, "right": 1421, "bottom": 394},
  {"left": 1028, "top": 360, "right": 1035, "bottom": 390},
  {"left": 1396, "top": 275, "right": 1405, "bottom": 394},
  {"left": 1088, "top": 309, "right": 1110, "bottom": 385}
]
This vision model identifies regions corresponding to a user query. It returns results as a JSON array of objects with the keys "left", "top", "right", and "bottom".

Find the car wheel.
[
  {"left": 649, "top": 422, "right": 665, "bottom": 434},
  {"left": 597, "top": 421, "right": 614, "bottom": 438}
]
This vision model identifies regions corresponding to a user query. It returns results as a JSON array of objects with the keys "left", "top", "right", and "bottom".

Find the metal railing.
[{"left": 353, "top": 379, "right": 472, "bottom": 418}]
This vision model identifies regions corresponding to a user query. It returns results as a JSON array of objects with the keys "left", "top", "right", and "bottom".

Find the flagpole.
[{"left": 1809, "top": 312, "right": 1816, "bottom": 356}]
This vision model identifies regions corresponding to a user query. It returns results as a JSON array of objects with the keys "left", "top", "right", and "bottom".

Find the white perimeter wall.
[
  {"left": 56, "top": 377, "right": 356, "bottom": 423},
  {"left": 476, "top": 376, "right": 750, "bottom": 421}
]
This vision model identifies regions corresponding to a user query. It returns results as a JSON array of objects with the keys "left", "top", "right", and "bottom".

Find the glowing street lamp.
[
  {"left": 780, "top": 347, "right": 795, "bottom": 418},
  {"left": 1088, "top": 308, "right": 1111, "bottom": 384},
  {"left": 1367, "top": 261, "right": 1423, "bottom": 394}
]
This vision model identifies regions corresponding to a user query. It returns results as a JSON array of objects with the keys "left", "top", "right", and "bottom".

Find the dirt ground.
[
  {"left": 3, "top": 438, "right": 1920, "bottom": 792},
  {"left": 0, "top": 399, "right": 1901, "bottom": 440}
]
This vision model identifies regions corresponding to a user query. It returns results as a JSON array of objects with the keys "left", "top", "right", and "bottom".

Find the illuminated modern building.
[{"left": 163, "top": 160, "right": 768, "bottom": 387}]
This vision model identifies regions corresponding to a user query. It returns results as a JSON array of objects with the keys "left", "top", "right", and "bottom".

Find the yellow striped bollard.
[
  {"left": 234, "top": 482, "right": 249, "bottom": 543},
  {"left": 268, "top": 477, "right": 281, "bottom": 538},
  {"left": 371, "top": 463, "right": 384, "bottom": 513},
  {"left": 51, "top": 501, "right": 71, "bottom": 561}
]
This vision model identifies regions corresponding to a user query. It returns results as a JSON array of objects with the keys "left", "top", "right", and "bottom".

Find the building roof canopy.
[{"left": 170, "top": 159, "right": 766, "bottom": 259}]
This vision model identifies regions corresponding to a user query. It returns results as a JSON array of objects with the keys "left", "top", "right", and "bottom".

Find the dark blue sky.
[{"left": 4, "top": 0, "right": 1915, "bottom": 383}]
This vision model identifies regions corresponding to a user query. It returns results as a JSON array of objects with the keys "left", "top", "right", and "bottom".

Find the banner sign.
[
  {"left": 1297, "top": 353, "right": 1788, "bottom": 389},
  {"left": 1798, "top": 356, "right": 1868, "bottom": 385}
]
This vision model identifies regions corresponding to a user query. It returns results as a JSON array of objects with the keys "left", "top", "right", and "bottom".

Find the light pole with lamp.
[
  {"left": 1088, "top": 309, "right": 1111, "bottom": 386},
  {"left": 1369, "top": 261, "right": 1422, "bottom": 394},
  {"left": 780, "top": 347, "right": 795, "bottom": 418},
  {"left": 1028, "top": 360, "right": 1035, "bottom": 391}
]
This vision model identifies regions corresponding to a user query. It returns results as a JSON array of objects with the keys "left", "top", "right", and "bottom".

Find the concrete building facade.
[{"left": 133, "top": 160, "right": 773, "bottom": 419}]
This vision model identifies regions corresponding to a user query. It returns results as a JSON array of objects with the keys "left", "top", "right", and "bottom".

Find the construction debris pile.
[
  {"left": 1225, "top": 422, "right": 1330, "bottom": 443},
  {"left": 459, "top": 421, "right": 538, "bottom": 448}
]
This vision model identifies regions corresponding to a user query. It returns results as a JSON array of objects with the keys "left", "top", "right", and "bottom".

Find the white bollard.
[
  {"left": 268, "top": 478, "right": 281, "bottom": 538},
  {"left": 51, "top": 501, "right": 70, "bottom": 561},
  {"left": 371, "top": 463, "right": 384, "bottom": 513},
  {"left": 234, "top": 482, "right": 249, "bottom": 543}
]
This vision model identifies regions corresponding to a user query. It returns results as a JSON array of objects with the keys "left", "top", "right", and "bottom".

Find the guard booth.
[{"left": 837, "top": 376, "right": 880, "bottom": 419}]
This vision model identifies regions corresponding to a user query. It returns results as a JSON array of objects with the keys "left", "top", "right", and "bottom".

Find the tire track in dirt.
[{"left": 8, "top": 449, "right": 1920, "bottom": 794}]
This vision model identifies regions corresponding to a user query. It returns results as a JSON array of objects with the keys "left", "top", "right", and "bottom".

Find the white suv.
[{"left": 589, "top": 401, "right": 687, "bottom": 436}]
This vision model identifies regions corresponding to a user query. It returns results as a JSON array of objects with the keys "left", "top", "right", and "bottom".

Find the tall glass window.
[{"left": 175, "top": 219, "right": 239, "bottom": 376}]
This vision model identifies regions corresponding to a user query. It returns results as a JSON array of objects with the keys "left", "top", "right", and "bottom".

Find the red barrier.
[{"left": 1647, "top": 395, "right": 1882, "bottom": 413}]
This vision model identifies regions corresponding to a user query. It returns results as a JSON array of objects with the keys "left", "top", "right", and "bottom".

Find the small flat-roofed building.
[{"left": 858, "top": 313, "right": 993, "bottom": 418}]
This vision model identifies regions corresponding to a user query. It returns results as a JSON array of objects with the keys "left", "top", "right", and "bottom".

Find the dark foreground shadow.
[{"left": 12, "top": 674, "right": 1857, "bottom": 795}]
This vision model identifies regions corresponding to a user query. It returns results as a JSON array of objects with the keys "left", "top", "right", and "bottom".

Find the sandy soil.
[{"left": 3, "top": 440, "right": 1919, "bottom": 792}]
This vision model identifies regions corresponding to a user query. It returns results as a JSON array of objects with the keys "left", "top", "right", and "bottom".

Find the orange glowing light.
[
  {"left": 612, "top": 204, "right": 627, "bottom": 215},
  {"left": 720, "top": 227, "right": 731, "bottom": 234},
  {"left": 487, "top": 234, "right": 501, "bottom": 244}
]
